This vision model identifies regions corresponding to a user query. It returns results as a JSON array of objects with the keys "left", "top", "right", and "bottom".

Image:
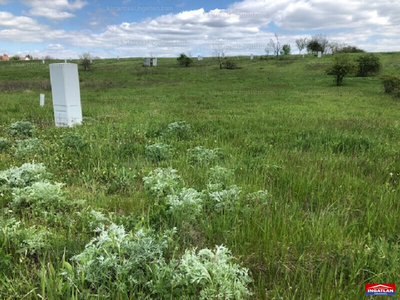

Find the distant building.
[
  {"left": 0, "top": 55, "right": 9, "bottom": 61},
  {"left": 143, "top": 57, "right": 157, "bottom": 67}
]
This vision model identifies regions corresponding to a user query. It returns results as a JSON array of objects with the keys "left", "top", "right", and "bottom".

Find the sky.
[{"left": 0, "top": 0, "right": 399, "bottom": 59}]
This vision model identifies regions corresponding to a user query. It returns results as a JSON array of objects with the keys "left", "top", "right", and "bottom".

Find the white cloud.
[
  {"left": 20, "top": 0, "right": 88, "bottom": 20},
  {"left": 45, "top": 43, "right": 64, "bottom": 50},
  {"left": 1, "top": 0, "right": 400, "bottom": 58}
]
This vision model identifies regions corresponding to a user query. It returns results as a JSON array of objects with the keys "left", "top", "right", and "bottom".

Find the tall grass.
[{"left": 0, "top": 54, "right": 399, "bottom": 299}]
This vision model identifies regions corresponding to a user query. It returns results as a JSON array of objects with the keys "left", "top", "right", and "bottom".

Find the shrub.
[
  {"left": 326, "top": 55, "right": 355, "bottom": 86},
  {"left": 10, "top": 182, "right": 71, "bottom": 217},
  {"left": 14, "top": 138, "right": 42, "bottom": 157},
  {"left": 280, "top": 44, "right": 291, "bottom": 55},
  {"left": 61, "top": 132, "right": 85, "bottom": 150},
  {"left": 222, "top": 59, "right": 238, "bottom": 69},
  {"left": 145, "top": 143, "right": 173, "bottom": 162},
  {"left": 0, "top": 217, "right": 50, "bottom": 256},
  {"left": 207, "top": 166, "right": 234, "bottom": 190},
  {"left": 208, "top": 185, "right": 242, "bottom": 212},
  {"left": 173, "top": 245, "right": 253, "bottom": 299},
  {"left": 143, "top": 168, "right": 182, "bottom": 198},
  {"left": 187, "top": 146, "right": 222, "bottom": 165},
  {"left": 177, "top": 53, "right": 193, "bottom": 67},
  {"left": 69, "top": 224, "right": 174, "bottom": 298},
  {"left": 165, "top": 121, "right": 192, "bottom": 140},
  {"left": 0, "top": 162, "right": 50, "bottom": 189},
  {"left": 167, "top": 188, "right": 204, "bottom": 222},
  {"left": 336, "top": 46, "right": 365, "bottom": 53},
  {"left": 0, "top": 138, "right": 11, "bottom": 152},
  {"left": 7, "top": 121, "right": 35, "bottom": 137},
  {"left": 356, "top": 54, "right": 381, "bottom": 77},
  {"left": 381, "top": 75, "right": 400, "bottom": 96}
]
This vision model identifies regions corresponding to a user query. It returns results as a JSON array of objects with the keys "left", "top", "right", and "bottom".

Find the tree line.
[{"left": 265, "top": 34, "right": 365, "bottom": 56}]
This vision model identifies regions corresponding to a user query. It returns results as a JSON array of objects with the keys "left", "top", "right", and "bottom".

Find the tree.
[
  {"left": 177, "top": 53, "right": 193, "bottom": 67},
  {"left": 326, "top": 55, "right": 355, "bottom": 86},
  {"left": 264, "top": 44, "right": 273, "bottom": 56},
  {"left": 80, "top": 53, "right": 92, "bottom": 71},
  {"left": 25, "top": 54, "right": 33, "bottom": 60},
  {"left": 213, "top": 50, "right": 227, "bottom": 69},
  {"left": 295, "top": 38, "right": 307, "bottom": 54},
  {"left": 307, "top": 34, "right": 329, "bottom": 54},
  {"left": 280, "top": 44, "right": 291, "bottom": 55},
  {"left": 356, "top": 54, "right": 381, "bottom": 77},
  {"left": 268, "top": 33, "right": 281, "bottom": 57},
  {"left": 10, "top": 55, "right": 20, "bottom": 61}
]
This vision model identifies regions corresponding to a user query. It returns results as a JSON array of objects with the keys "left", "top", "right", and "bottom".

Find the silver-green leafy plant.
[
  {"left": 246, "top": 190, "right": 270, "bottom": 205},
  {"left": 7, "top": 121, "right": 35, "bottom": 137},
  {"left": 0, "top": 138, "right": 11, "bottom": 152},
  {"left": 68, "top": 224, "right": 175, "bottom": 298},
  {"left": 143, "top": 168, "right": 182, "bottom": 198},
  {"left": 0, "top": 162, "right": 50, "bottom": 189},
  {"left": 207, "top": 166, "right": 234, "bottom": 190},
  {"left": 14, "top": 138, "right": 42, "bottom": 157},
  {"left": 173, "top": 245, "right": 253, "bottom": 299},
  {"left": 167, "top": 188, "right": 204, "bottom": 223},
  {"left": 187, "top": 146, "right": 222, "bottom": 165},
  {"left": 0, "top": 217, "right": 50, "bottom": 257},
  {"left": 145, "top": 143, "right": 174, "bottom": 162},
  {"left": 165, "top": 121, "right": 192, "bottom": 139},
  {"left": 208, "top": 185, "right": 242, "bottom": 212},
  {"left": 11, "top": 182, "right": 71, "bottom": 218}
]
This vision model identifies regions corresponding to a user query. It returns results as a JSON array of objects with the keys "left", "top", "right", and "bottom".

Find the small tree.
[
  {"left": 177, "top": 53, "right": 193, "bottom": 67},
  {"left": 80, "top": 53, "right": 92, "bottom": 71},
  {"left": 295, "top": 38, "right": 307, "bottom": 54},
  {"left": 10, "top": 55, "right": 20, "bottom": 61},
  {"left": 356, "top": 54, "right": 381, "bottom": 77},
  {"left": 280, "top": 44, "right": 291, "bottom": 55},
  {"left": 326, "top": 55, "right": 355, "bottom": 86},
  {"left": 307, "top": 34, "right": 329, "bottom": 54},
  {"left": 268, "top": 33, "right": 281, "bottom": 57},
  {"left": 307, "top": 40, "right": 323, "bottom": 54},
  {"left": 213, "top": 50, "right": 226, "bottom": 69}
]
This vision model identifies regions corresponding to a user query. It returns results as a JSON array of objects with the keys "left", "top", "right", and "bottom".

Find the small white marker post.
[
  {"left": 42, "top": 60, "right": 45, "bottom": 64},
  {"left": 318, "top": 51, "right": 322, "bottom": 58},
  {"left": 250, "top": 54, "right": 254, "bottom": 60},
  {"left": 40, "top": 94, "right": 45, "bottom": 107}
]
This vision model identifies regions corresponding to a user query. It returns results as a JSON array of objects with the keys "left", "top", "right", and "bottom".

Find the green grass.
[{"left": 0, "top": 53, "right": 400, "bottom": 299}]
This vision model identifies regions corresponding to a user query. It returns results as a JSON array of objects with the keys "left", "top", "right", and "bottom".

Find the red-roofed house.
[{"left": 0, "top": 55, "right": 9, "bottom": 61}]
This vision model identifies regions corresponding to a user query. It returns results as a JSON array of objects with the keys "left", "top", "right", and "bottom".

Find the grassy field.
[{"left": 0, "top": 53, "right": 399, "bottom": 299}]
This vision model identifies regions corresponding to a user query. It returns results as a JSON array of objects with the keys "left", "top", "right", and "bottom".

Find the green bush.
[
  {"left": 187, "top": 146, "right": 222, "bottom": 165},
  {"left": 381, "top": 75, "right": 400, "bottom": 96},
  {"left": 0, "top": 138, "right": 11, "bottom": 152},
  {"left": 164, "top": 121, "right": 192, "bottom": 140},
  {"left": 143, "top": 168, "right": 182, "bottom": 198},
  {"left": 61, "top": 132, "right": 85, "bottom": 150},
  {"left": 10, "top": 182, "right": 72, "bottom": 218},
  {"left": 7, "top": 121, "right": 35, "bottom": 137},
  {"left": 177, "top": 53, "right": 193, "bottom": 67},
  {"left": 223, "top": 59, "right": 238, "bottom": 69},
  {"left": 145, "top": 143, "right": 173, "bottom": 162},
  {"left": 167, "top": 188, "right": 204, "bottom": 223},
  {"left": 69, "top": 224, "right": 174, "bottom": 298},
  {"left": 356, "top": 54, "right": 381, "bottom": 77},
  {"left": 173, "top": 245, "right": 253, "bottom": 299},
  {"left": 326, "top": 55, "right": 356, "bottom": 86},
  {"left": 14, "top": 138, "right": 42, "bottom": 157},
  {"left": 0, "top": 162, "right": 50, "bottom": 189}
]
